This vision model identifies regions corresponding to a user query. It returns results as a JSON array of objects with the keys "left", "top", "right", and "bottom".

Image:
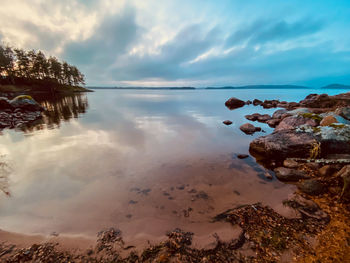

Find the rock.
[
  {"left": 272, "top": 109, "right": 288, "bottom": 120},
  {"left": 266, "top": 119, "right": 280, "bottom": 128},
  {"left": 275, "top": 115, "right": 318, "bottom": 131},
  {"left": 239, "top": 123, "right": 261, "bottom": 135},
  {"left": 257, "top": 114, "right": 271, "bottom": 123},
  {"left": 10, "top": 95, "right": 44, "bottom": 112},
  {"left": 298, "top": 179, "right": 325, "bottom": 195},
  {"left": 245, "top": 113, "right": 260, "bottom": 121},
  {"left": 237, "top": 154, "right": 249, "bottom": 159},
  {"left": 225, "top": 97, "right": 245, "bottom": 110},
  {"left": 253, "top": 99, "right": 263, "bottom": 106},
  {"left": 287, "top": 108, "right": 311, "bottom": 115},
  {"left": 311, "top": 125, "right": 350, "bottom": 156},
  {"left": 223, "top": 120, "right": 233, "bottom": 125},
  {"left": 246, "top": 100, "right": 252, "bottom": 105},
  {"left": 274, "top": 167, "right": 310, "bottom": 181},
  {"left": 261, "top": 99, "right": 279, "bottom": 109},
  {"left": 318, "top": 165, "right": 338, "bottom": 177},
  {"left": 283, "top": 159, "right": 299, "bottom": 169},
  {"left": 320, "top": 115, "right": 338, "bottom": 126},
  {"left": 335, "top": 107, "right": 350, "bottom": 121},
  {"left": 0, "top": 97, "right": 12, "bottom": 110},
  {"left": 249, "top": 130, "right": 318, "bottom": 161},
  {"left": 300, "top": 93, "right": 338, "bottom": 108},
  {"left": 305, "top": 162, "right": 320, "bottom": 170},
  {"left": 336, "top": 165, "right": 350, "bottom": 200},
  {"left": 284, "top": 194, "right": 329, "bottom": 221}
]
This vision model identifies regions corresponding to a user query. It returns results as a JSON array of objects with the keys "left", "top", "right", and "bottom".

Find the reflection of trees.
[
  {"left": 0, "top": 156, "right": 11, "bottom": 196},
  {"left": 21, "top": 93, "right": 89, "bottom": 132}
]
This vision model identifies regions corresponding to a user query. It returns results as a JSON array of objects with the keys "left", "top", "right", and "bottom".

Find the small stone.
[
  {"left": 318, "top": 165, "right": 337, "bottom": 177},
  {"left": 223, "top": 120, "right": 233, "bottom": 125},
  {"left": 239, "top": 123, "right": 261, "bottom": 135},
  {"left": 237, "top": 154, "right": 249, "bottom": 159}
]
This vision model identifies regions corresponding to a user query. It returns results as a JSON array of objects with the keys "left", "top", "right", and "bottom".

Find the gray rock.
[
  {"left": 335, "top": 107, "right": 350, "bottom": 121},
  {"left": 272, "top": 109, "right": 288, "bottom": 119},
  {"left": 249, "top": 130, "right": 318, "bottom": 161},
  {"left": 274, "top": 167, "right": 310, "bottom": 181}
]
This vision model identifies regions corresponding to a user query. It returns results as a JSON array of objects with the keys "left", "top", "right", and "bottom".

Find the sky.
[{"left": 0, "top": 0, "right": 350, "bottom": 87}]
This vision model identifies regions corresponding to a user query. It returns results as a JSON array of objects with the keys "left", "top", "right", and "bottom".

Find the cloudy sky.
[{"left": 1, "top": 0, "right": 350, "bottom": 87}]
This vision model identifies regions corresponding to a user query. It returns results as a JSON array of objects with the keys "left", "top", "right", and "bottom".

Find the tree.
[
  {"left": 48, "top": 56, "right": 62, "bottom": 83},
  {"left": 0, "top": 45, "right": 14, "bottom": 79}
]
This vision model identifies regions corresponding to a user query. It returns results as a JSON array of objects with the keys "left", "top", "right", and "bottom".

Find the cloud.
[
  {"left": 63, "top": 5, "right": 141, "bottom": 82},
  {"left": 225, "top": 18, "right": 324, "bottom": 47}
]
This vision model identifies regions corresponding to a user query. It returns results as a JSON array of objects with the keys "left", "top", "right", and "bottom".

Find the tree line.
[{"left": 0, "top": 44, "right": 85, "bottom": 86}]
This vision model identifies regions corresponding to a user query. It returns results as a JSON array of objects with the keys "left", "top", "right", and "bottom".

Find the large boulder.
[
  {"left": 10, "top": 95, "right": 44, "bottom": 112},
  {"left": 249, "top": 130, "right": 318, "bottom": 161},
  {"left": 225, "top": 97, "right": 245, "bottom": 110},
  {"left": 275, "top": 115, "right": 319, "bottom": 131}
]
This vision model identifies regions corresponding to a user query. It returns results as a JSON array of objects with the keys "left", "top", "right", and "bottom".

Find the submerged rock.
[
  {"left": 239, "top": 123, "right": 261, "bottom": 135},
  {"left": 225, "top": 97, "right": 245, "bottom": 110},
  {"left": 223, "top": 120, "right": 233, "bottom": 125}
]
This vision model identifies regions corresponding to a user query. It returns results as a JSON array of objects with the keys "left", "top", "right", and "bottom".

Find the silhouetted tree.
[{"left": 0, "top": 43, "right": 85, "bottom": 87}]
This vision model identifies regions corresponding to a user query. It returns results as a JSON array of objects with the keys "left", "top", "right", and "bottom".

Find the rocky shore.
[{"left": 0, "top": 95, "right": 44, "bottom": 130}]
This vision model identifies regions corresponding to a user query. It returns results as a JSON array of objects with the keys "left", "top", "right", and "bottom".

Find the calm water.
[{"left": 0, "top": 88, "right": 347, "bottom": 245}]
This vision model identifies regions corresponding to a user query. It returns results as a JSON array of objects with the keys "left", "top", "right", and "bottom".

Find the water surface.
[{"left": 0, "top": 88, "right": 346, "bottom": 246}]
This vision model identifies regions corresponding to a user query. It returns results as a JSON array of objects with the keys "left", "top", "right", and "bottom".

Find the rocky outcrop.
[
  {"left": 0, "top": 95, "right": 44, "bottom": 130},
  {"left": 225, "top": 97, "right": 245, "bottom": 110}
]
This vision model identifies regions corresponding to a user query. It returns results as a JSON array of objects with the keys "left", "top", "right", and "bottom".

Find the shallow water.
[{"left": 0, "top": 88, "right": 347, "bottom": 246}]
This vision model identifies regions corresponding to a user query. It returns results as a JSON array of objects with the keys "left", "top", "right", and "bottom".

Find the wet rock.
[
  {"left": 257, "top": 114, "right": 271, "bottom": 123},
  {"left": 245, "top": 113, "right": 260, "bottom": 121},
  {"left": 249, "top": 130, "right": 318, "bottom": 161},
  {"left": 298, "top": 179, "right": 325, "bottom": 195},
  {"left": 275, "top": 115, "right": 318, "bottom": 131},
  {"left": 266, "top": 118, "right": 280, "bottom": 128},
  {"left": 274, "top": 167, "right": 310, "bottom": 181},
  {"left": 225, "top": 97, "right": 245, "bottom": 110},
  {"left": 261, "top": 99, "right": 279, "bottom": 109},
  {"left": 320, "top": 115, "right": 338, "bottom": 126},
  {"left": 246, "top": 100, "right": 252, "bottom": 105},
  {"left": 283, "top": 159, "right": 299, "bottom": 169},
  {"left": 223, "top": 120, "right": 233, "bottom": 125},
  {"left": 237, "top": 154, "right": 249, "bottom": 159},
  {"left": 239, "top": 123, "right": 261, "bottom": 135},
  {"left": 253, "top": 99, "right": 263, "bottom": 106}
]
